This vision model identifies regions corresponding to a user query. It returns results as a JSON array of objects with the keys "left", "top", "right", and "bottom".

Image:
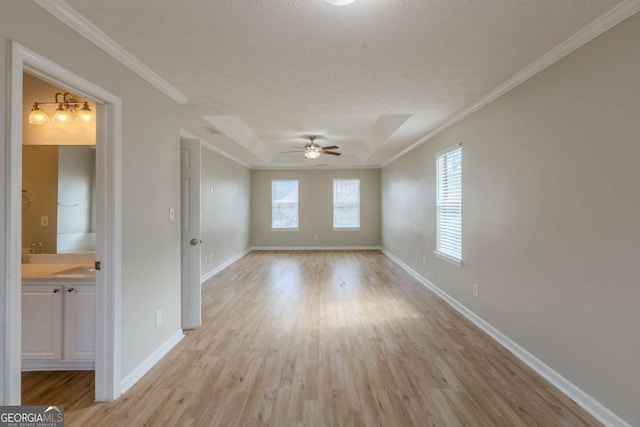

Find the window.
[
  {"left": 333, "top": 179, "right": 360, "bottom": 229},
  {"left": 436, "top": 146, "right": 462, "bottom": 263},
  {"left": 272, "top": 180, "right": 299, "bottom": 229}
]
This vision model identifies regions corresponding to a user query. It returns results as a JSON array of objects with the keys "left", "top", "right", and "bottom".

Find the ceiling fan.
[{"left": 280, "top": 136, "right": 341, "bottom": 159}]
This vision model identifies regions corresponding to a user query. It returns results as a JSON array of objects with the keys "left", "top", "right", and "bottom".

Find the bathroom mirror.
[{"left": 22, "top": 145, "right": 96, "bottom": 254}]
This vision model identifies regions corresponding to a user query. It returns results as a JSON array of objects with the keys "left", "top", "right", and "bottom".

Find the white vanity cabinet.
[
  {"left": 22, "top": 282, "right": 95, "bottom": 370},
  {"left": 21, "top": 285, "right": 64, "bottom": 360}
]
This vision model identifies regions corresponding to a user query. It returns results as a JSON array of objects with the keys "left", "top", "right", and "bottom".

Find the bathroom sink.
[{"left": 55, "top": 266, "right": 95, "bottom": 275}]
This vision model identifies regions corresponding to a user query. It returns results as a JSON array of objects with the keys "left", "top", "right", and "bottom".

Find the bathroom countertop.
[{"left": 22, "top": 262, "right": 96, "bottom": 282}]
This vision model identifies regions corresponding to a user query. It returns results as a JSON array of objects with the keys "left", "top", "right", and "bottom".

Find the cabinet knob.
[
  {"left": 53, "top": 289, "right": 60, "bottom": 293},
  {"left": 67, "top": 288, "right": 75, "bottom": 293}
]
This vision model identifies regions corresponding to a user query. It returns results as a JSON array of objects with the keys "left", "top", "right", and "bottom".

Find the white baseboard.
[
  {"left": 381, "top": 249, "right": 631, "bottom": 427},
  {"left": 201, "top": 248, "right": 251, "bottom": 283},
  {"left": 250, "top": 246, "right": 381, "bottom": 251},
  {"left": 22, "top": 360, "right": 94, "bottom": 371},
  {"left": 120, "top": 329, "right": 184, "bottom": 394}
]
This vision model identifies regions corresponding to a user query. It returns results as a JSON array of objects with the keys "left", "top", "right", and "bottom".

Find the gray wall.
[
  {"left": 0, "top": 0, "right": 182, "bottom": 385},
  {"left": 382, "top": 14, "right": 640, "bottom": 426},
  {"left": 201, "top": 147, "right": 250, "bottom": 276},
  {"left": 251, "top": 169, "right": 381, "bottom": 248}
]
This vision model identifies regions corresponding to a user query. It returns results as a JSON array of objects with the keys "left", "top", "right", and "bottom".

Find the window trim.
[
  {"left": 271, "top": 179, "right": 299, "bottom": 230},
  {"left": 434, "top": 144, "right": 462, "bottom": 267},
  {"left": 332, "top": 178, "right": 361, "bottom": 230}
]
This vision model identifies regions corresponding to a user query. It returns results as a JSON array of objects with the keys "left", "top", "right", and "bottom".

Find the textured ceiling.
[{"left": 63, "top": 0, "right": 620, "bottom": 167}]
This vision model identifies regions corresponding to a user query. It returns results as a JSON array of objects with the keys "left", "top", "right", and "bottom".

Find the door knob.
[{"left": 190, "top": 238, "right": 201, "bottom": 246}]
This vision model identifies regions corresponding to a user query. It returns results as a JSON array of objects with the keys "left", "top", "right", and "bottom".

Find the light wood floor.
[{"left": 23, "top": 250, "right": 600, "bottom": 426}]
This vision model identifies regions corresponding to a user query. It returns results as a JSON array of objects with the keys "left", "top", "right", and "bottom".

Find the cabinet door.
[
  {"left": 22, "top": 285, "right": 63, "bottom": 360},
  {"left": 64, "top": 286, "right": 96, "bottom": 360}
]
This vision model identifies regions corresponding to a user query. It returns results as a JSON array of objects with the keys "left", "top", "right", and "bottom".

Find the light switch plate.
[{"left": 40, "top": 216, "right": 48, "bottom": 227}]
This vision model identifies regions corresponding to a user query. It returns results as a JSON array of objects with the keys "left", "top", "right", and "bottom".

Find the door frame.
[{"left": 3, "top": 41, "right": 122, "bottom": 402}]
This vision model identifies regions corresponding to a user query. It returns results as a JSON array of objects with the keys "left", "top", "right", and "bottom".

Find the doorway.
[{"left": 3, "top": 42, "right": 122, "bottom": 403}]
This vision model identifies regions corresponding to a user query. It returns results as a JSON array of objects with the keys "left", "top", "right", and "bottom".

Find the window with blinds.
[
  {"left": 333, "top": 179, "right": 360, "bottom": 228},
  {"left": 272, "top": 180, "right": 299, "bottom": 229},
  {"left": 436, "top": 146, "right": 462, "bottom": 262}
]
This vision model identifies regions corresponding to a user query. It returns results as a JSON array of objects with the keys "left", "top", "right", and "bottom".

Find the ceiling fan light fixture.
[
  {"left": 305, "top": 151, "right": 321, "bottom": 159},
  {"left": 326, "top": 0, "right": 358, "bottom": 6}
]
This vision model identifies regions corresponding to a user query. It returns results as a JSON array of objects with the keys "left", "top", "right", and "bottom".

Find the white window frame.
[
  {"left": 271, "top": 180, "right": 299, "bottom": 230},
  {"left": 333, "top": 179, "right": 361, "bottom": 230},
  {"left": 434, "top": 145, "right": 462, "bottom": 267}
]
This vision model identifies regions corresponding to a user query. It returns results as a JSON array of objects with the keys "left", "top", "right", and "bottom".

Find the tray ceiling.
[{"left": 61, "top": 0, "right": 621, "bottom": 167}]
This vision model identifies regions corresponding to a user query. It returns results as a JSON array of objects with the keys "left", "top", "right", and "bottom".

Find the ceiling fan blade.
[
  {"left": 322, "top": 151, "right": 342, "bottom": 156},
  {"left": 321, "top": 145, "right": 339, "bottom": 150},
  {"left": 280, "top": 150, "right": 304, "bottom": 154}
]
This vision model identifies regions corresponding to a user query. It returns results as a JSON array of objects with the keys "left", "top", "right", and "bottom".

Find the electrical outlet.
[
  {"left": 210, "top": 186, "right": 214, "bottom": 194},
  {"left": 40, "top": 216, "right": 48, "bottom": 227},
  {"left": 415, "top": 253, "right": 418, "bottom": 264},
  {"left": 209, "top": 252, "right": 214, "bottom": 262},
  {"left": 473, "top": 284, "right": 479, "bottom": 298},
  {"left": 169, "top": 207, "right": 175, "bottom": 222},
  {"left": 422, "top": 257, "right": 426, "bottom": 267},
  {"left": 155, "top": 310, "right": 162, "bottom": 327},
  {"left": 314, "top": 234, "right": 318, "bottom": 241}
]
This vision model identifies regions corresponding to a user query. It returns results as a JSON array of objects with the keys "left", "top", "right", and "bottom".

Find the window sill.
[
  {"left": 434, "top": 251, "right": 463, "bottom": 268},
  {"left": 271, "top": 227, "right": 299, "bottom": 232},
  {"left": 332, "top": 227, "right": 361, "bottom": 231}
]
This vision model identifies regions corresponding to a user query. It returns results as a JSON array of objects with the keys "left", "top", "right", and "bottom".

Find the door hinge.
[{"left": 95, "top": 261, "right": 101, "bottom": 271}]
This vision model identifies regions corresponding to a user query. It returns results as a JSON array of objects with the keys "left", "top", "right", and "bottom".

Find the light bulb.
[
  {"left": 77, "top": 102, "right": 93, "bottom": 123},
  {"left": 52, "top": 104, "right": 71, "bottom": 124},
  {"left": 28, "top": 104, "right": 50, "bottom": 125}
]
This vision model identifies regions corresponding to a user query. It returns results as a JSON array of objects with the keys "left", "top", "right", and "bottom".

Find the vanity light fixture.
[
  {"left": 28, "top": 92, "right": 93, "bottom": 125},
  {"left": 326, "top": 0, "right": 358, "bottom": 5}
]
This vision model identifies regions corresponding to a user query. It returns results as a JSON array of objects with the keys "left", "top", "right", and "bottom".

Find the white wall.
[
  {"left": 0, "top": 0, "right": 182, "bottom": 388},
  {"left": 200, "top": 147, "right": 250, "bottom": 277},
  {"left": 382, "top": 13, "right": 640, "bottom": 426},
  {"left": 251, "top": 169, "right": 381, "bottom": 248}
]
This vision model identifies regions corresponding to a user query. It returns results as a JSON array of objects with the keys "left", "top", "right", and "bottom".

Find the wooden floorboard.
[{"left": 22, "top": 250, "right": 601, "bottom": 426}]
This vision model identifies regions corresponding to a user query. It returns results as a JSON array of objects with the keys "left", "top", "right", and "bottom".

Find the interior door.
[{"left": 180, "top": 139, "right": 202, "bottom": 329}]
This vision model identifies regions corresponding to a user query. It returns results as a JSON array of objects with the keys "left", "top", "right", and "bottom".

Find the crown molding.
[
  {"left": 33, "top": 0, "right": 189, "bottom": 105},
  {"left": 250, "top": 164, "right": 381, "bottom": 171},
  {"left": 382, "top": 0, "right": 640, "bottom": 167}
]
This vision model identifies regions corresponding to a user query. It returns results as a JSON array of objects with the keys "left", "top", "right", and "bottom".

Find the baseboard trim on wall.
[
  {"left": 381, "top": 249, "right": 631, "bottom": 427},
  {"left": 120, "top": 329, "right": 184, "bottom": 394},
  {"left": 22, "top": 361, "right": 94, "bottom": 371},
  {"left": 201, "top": 248, "right": 252, "bottom": 283},
  {"left": 250, "top": 246, "right": 381, "bottom": 251}
]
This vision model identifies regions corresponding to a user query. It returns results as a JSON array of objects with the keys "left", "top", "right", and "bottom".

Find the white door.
[
  {"left": 64, "top": 285, "right": 96, "bottom": 360},
  {"left": 22, "top": 285, "right": 63, "bottom": 360},
  {"left": 180, "top": 138, "right": 202, "bottom": 329}
]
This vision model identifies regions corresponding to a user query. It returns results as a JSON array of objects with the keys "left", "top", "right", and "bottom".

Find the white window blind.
[
  {"left": 333, "top": 179, "right": 360, "bottom": 228},
  {"left": 436, "top": 146, "right": 462, "bottom": 261},
  {"left": 272, "top": 180, "right": 299, "bottom": 228}
]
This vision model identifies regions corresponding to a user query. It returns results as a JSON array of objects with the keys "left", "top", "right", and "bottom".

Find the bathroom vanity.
[{"left": 21, "top": 258, "right": 95, "bottom": 371}]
